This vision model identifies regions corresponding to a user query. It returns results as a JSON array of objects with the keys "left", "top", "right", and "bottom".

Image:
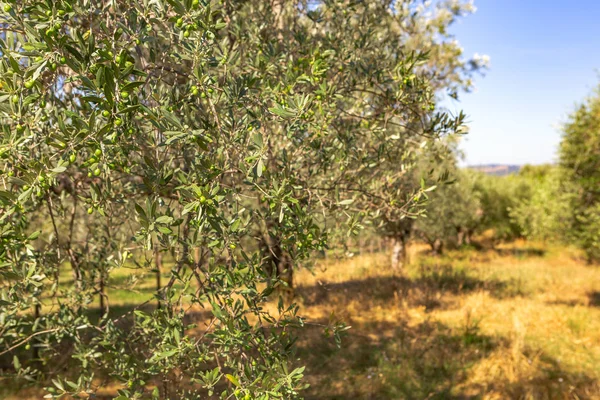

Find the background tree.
[
  {"left": 558, "top": 86, "right": 600, "bottom": 262},
  {"left": 345, "top": 0, "right": 488, "bottom": 271},
  {"left": 469, "top": 171, "right": 531, "bottom": 243},
  {"left": 509, "top": 165, "right": 569, "bottom": 243},
  {"left": 413, "top": 140, "right": 481, "bottom": 255}
]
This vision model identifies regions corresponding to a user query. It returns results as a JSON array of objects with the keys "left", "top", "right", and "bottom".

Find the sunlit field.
[{"left": 294, "top": 240, "right": 600, "bottom": 399}]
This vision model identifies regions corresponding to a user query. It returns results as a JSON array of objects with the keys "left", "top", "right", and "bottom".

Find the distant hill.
[{"left": 467, "top": 164, "right": 521, "bottom": 176}]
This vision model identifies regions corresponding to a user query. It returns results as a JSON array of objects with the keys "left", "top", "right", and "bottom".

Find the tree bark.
[
  {"left": 457, "top": 228, "right": 466, "bottom": 247},
  {"left": 431, "top": 238, "right": 443, "bottom": 256},
  {"left": 99, "top": 274, "right": 107, "bottom": 317},
  {"left": 465, "top": 229, "right": 472, "bottom": 245},
  {"left": 391, "top": 235, "right": 406, "bottom": 272},
  {"left": 261, "top": 223, "right": 294, "bottom": 300}
]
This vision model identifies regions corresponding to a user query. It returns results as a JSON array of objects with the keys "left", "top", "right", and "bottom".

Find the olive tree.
[
  {"left": 414, "top": 168, "right": 481, "bottom": 254},
  {"left": 558, "top": 86, "right": 600, "bottom": 262},
  {"left": 509, "top": 165, "right": 569, "bottom": 243},
  {"left": 347, "top": 0, "right": 488, "bottom": 271},
  {"left": 469, "top": 171, "right": 532, "bottom": 243},
  {"left": 0, "top": 0, "right": 476, "bottom": 398}
]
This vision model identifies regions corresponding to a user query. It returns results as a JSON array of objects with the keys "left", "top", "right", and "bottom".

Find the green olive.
[
  {"left": 24, "top": 80, "right": 35, "bottom": 89},
  {"left": 94, "top": 149, "right": 102, "bottom": 157},
  {"left": 93, "top": 168, "right": 101, "bottom": 176},
  {"left": 69, "top": 153, "right": 77, "bottom": 163},
  {"left": 102, "top": 110, "right": 110, "bottom": 118},
  {"left": 115, "top": 118, "right": 123, "bottom": 126},
  {"left": 87, "top": 207, "right": 93, "bottom": 214},
  {"left": 4, "top": 4, "right": 13, "bottom": 13}
]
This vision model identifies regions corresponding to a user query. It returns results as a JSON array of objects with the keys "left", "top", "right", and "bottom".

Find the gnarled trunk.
[{"left": 261, "top": 222, "right": 294, "bottom": 300}]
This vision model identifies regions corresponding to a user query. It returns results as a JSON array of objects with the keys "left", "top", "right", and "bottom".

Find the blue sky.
[{"left": 445, "top": 0, "right": 600, "bottom": 166}]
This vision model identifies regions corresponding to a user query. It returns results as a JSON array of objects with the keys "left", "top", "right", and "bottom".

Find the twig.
[{"left": 0, "top": 329, "right": 58, "bottom": 357}]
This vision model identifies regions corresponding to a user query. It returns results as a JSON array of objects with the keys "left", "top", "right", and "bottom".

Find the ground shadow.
[
  {"left": 296, "top": 276, "right": 599, "bottom": 399},
  {"left": 415, "top": 243, "right": 546, "bottom": 264},
  {"left": 297, "top": 265, "right": 523, "bottom": 312},
  {"left": 546, "top": 291, "right": 600, "bottom": 308},
  {"left": 589, "top": 291, "right": 600, "bottom": 307},
  {"left": 296, "top": 317, "right": 501, "bottom": 399},
  {"left": 470, "top": 350, "right": 600, "bottom": 399},
  {"left": 492, "top": 247, "right": 546, "bottom": 258}
]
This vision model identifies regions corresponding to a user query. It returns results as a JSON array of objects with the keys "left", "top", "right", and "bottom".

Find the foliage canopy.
[{"left": 0, "top": 0, "right": 478, "bottom": 398}]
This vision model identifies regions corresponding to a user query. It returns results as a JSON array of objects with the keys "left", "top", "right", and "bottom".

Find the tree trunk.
[
  {"left": 261, "top": 224, "right": 294, "bottom": 300},
  {"left": 276, "top": 251, "right": 293, "bottom": 300},
  {"left": 391, "top": 235, "right": 406, "bottom": 272},
  {"left": 465, "top": 229, "right": 472, "bottom": 245},
  {"left": 33, "top": 302, "right": 41, "bottom": 361},
  {"left": 99, "top": 274, "right": 107, "bottom": 317},
  {"left": 457, "top": 228, "right": 466, "bottom": 247},
  {"left": 155, "top": 248, "right": 162, "bottom": 309},
  {"left": 431, "top": 239, "right": 443, "bottom": 256}
]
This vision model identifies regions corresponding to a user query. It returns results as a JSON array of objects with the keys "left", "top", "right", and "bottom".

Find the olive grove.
[{"left": 0, "top": 0, "right": 483, "bottom": 398}]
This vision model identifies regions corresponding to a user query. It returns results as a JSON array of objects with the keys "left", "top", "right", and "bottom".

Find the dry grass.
[
  {"left": 3, "top": 240, "right": 600, "bottom": 399},
  {"left": 293, "top": 240, "right": 600, "bottom": 399}
]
